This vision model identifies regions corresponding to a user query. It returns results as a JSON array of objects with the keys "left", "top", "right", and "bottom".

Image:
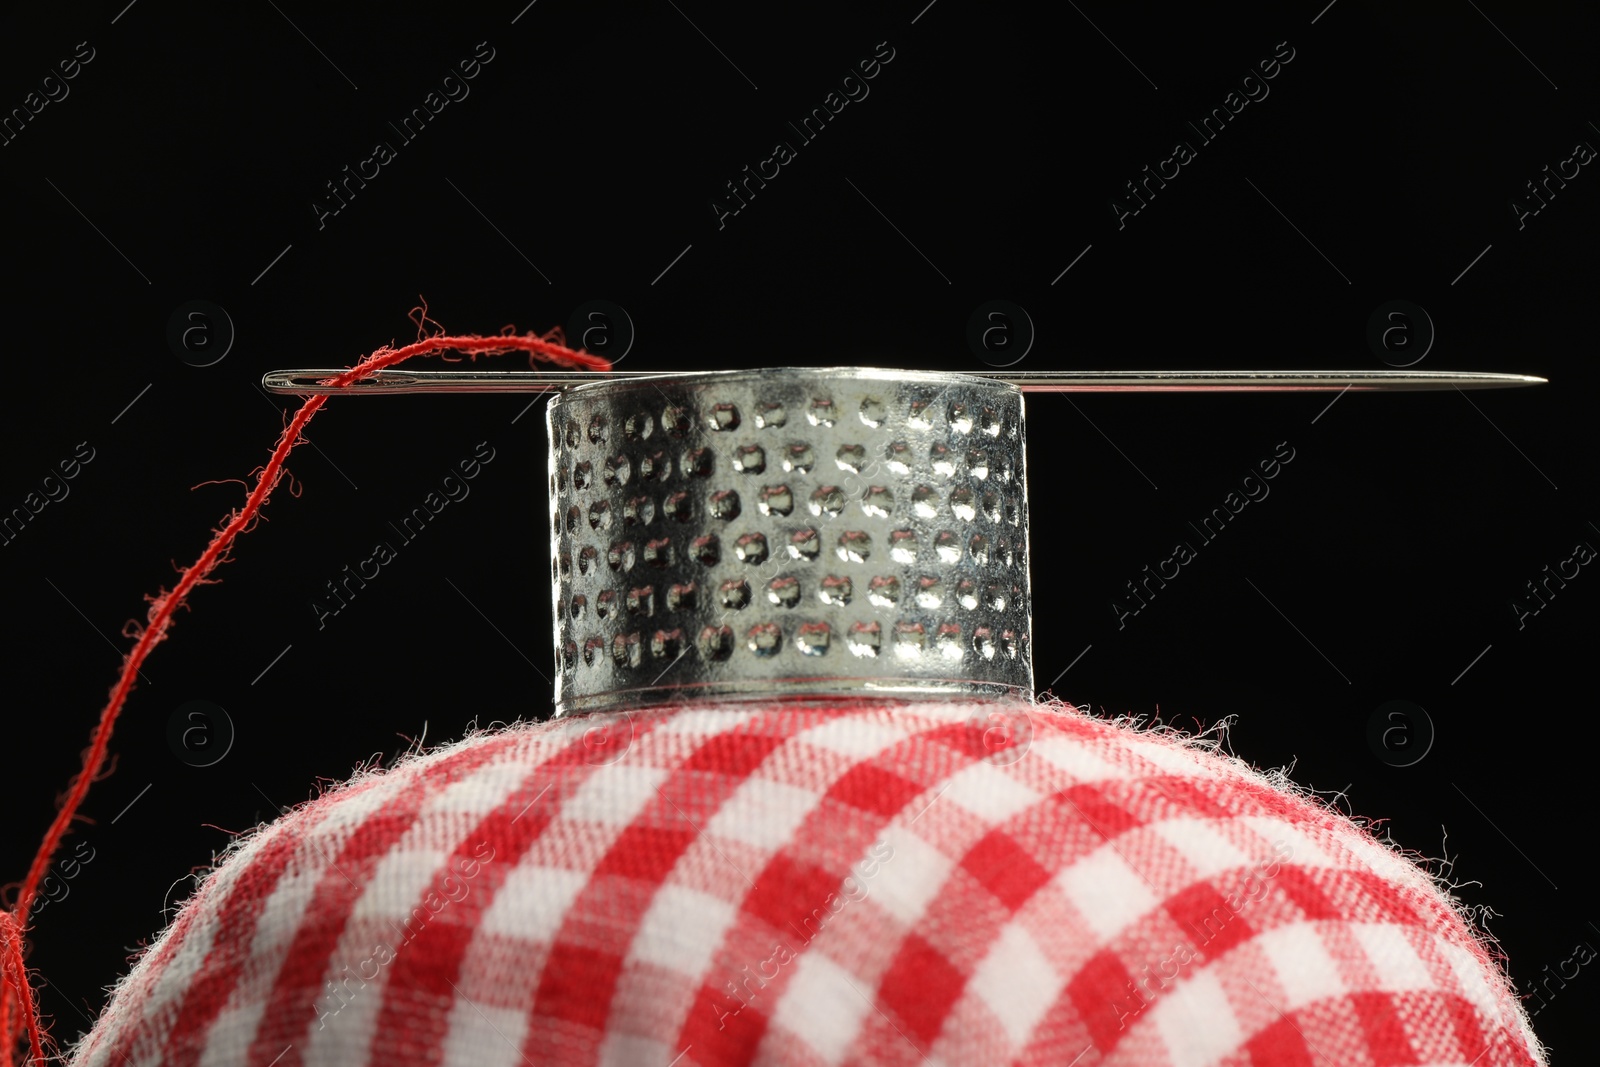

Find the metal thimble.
[{"left": 546, "top": 368, "right": 1033, "bottom": 714}]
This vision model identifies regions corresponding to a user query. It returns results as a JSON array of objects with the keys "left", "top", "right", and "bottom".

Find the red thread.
[{"left": 0, "top": 304, "right": 610, "bottom": 1066}]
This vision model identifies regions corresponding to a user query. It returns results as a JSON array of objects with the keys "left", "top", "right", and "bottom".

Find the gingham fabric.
[{"left": 70, "top": 700, "right": 1544, "bottom": 1066}]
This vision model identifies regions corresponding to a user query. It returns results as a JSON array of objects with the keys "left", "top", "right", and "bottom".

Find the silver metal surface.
[
  {"left": 547, "top": 368, "right": 1032, "bottom": 715},
  {"left": 263, "top": 367, "right": 1547, "bottom": 396}
]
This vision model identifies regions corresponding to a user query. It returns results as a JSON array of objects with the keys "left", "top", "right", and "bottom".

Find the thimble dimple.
[{"left": 546, "top": 368, "right": 1033, "bottom": 715}]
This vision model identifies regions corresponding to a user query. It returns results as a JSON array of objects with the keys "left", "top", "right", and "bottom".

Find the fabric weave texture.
[{"left": 70, "top": 700, "right": 1544, "bottom": 1066}]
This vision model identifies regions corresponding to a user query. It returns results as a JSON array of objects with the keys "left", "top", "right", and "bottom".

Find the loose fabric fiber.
[{"left": 70, "top": 701, "right": 1544, "bottom": 1066}]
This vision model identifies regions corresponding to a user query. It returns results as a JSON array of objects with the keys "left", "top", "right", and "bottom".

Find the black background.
[{"left": 1, "top": 0, "right": 1594, "bottom": 1059}]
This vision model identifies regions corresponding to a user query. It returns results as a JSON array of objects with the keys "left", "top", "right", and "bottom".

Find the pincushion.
[{"left": 69, "top": 700, "right": 1543, "bottom": 1066}]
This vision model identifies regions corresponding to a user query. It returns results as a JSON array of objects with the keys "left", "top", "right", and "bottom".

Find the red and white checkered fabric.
[{"left": 70, "top": 700, "right": 1544, "bottom": 1066}]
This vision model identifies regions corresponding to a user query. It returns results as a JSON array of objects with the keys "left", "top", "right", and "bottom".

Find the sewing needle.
[{"left": 262, "top": 368, "right": 1547, "bottom": 396}]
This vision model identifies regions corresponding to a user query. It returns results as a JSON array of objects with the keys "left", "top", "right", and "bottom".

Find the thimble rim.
[
  {"left": 552, "top": 366, "right": 1023, "bottom": 402},
  {"left": 556, "top": 676, "right": 1035, "bottom": 716}
]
